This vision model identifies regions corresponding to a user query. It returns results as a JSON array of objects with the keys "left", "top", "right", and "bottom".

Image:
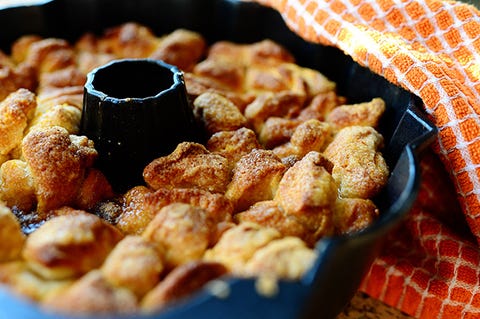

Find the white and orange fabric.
[{"left": 251, "top": 0, "right": 480, "bottom": 318}]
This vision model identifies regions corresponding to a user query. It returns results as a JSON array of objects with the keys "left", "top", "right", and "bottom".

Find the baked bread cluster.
[{"left": 0, "top": 22, "right": 389, "bottom": 315}]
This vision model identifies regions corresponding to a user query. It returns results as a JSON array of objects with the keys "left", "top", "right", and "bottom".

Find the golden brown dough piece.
[
  {"left": 0, "top": 89, "right": 37, "bottom": 164},
  {"left": 28, "top": 104, "right": 81, "bottom": 134},
  {"left": 0, "top": 203, "right": 25, "bottom": 261},
  {"left": 333, "top": 198, "right": 379, "bottom": 235},
  {"left": 207, "top": 39, "right": 294, "bottom": 67},
  {"left": 225, "top": 149, "right": 287, "bottom": 212},
  {"left": 204, "top": 222, "right": 281, "bottom": 275},
  {"left": 243, "top": 237, "right": 317, "bottom": 280},
  {"left": 0, "top": 63, "right": 36, "bottom": 102},
  {"left": 145, "top": 187, "right": 233, "bottom": 224},
  {"left": 18, "top": 127, "right": 98, "bottom": 213},
  {"left": 143, "top": 142, "right": 231, "bottom": 194},
  {"left": 37, "top": 66, "right": 86, "bottom": 92},
  {"left": 96, "top": 22, "right": 158, "bottom": 58},
  {"left": 283, "top": 63, "right": 336, "bottom": 97},
  {"left": 258, "top": 117, "right": 301, "bottom": 149},
  {"left": 10, "top": 35, "right": 42, "bottom": 64},
  {"left": 115, "top": 186, "right": 234, "bottom": 236},
  {"left": 235, "top": 201, "right": 319, "bottom": 247},
  {"left": 0, "top": 159, "right": 36, "bottom": 212},
  {"left": 150, "top": 29, "right": 206, "bottom": 71},
  {"left": 184, "top": 72, "right": 253, "bottom": 112},
  {"left": 22, "top": 38, "right": 76, "bottom": 74},
  {"left": 36, "top": 86, "right": 84, "bottom": 112},
  {"left": 272, "top": 119, "right": 332, "bottom": 159},
  {"left": 244, "top": 91, "right": 305, "bottom": 133},
  {"left": 193, "top": 92, "right": 248, "bottom": 136},
  {"left": 274, "top": 152, "right": 337, "bottom": 239},
  {"left": 193, "top": 58, "right": 245, "bottom": 91},
  {"left": 0, "top": 261, "right": 73, "bottom": 302},
  {"left": 244, "top": 64, "right": 306, "bottom": 96},
  {"left": 74, "top": 168, "right": 114, "bottom": 211},
  {"left": 141, "top": 260, "right": 227, "bottom": 313},
  {"left": 22, "top": 212, "right": 123, "bottom": 280},
  {"left": 207, "top": 127, "right": 262, "bottom": 170},
  {"left": 114, "top": 186, "right": 153, "bottom": 235},
  {"left": 297, "top": 91, "right": 347, "bottom": 121},
  {"left": 326, "top": 97, "right": 385, "bottom": 129},
  {"left": 323, "top": 126, "right": 389, "bottom": 199},
  {"left": 42, "top": 270, "right": 138, "bottom": 315},
  {"left": 142, "top": 203, "right": 217, "bottom": 269},
  {"left": 102, "top": 235, "right": 164, "bottom": 298}
]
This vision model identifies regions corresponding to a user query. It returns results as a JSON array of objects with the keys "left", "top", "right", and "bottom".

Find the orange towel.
[{"left": 252, "top": 0, "right": 480, "bottom": 318}]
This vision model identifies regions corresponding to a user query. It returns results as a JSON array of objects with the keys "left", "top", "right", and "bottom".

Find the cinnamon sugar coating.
[
  {"left": 22, "top": 212, "right": 123, "bottom": 280},
  {"left": 225, "top": 149, "right": 287, "bottom": 212},
  {"left": 143, "top": 142, "right": 231, "bottom": 193},
  {"left": 323, "top": 126, "right": 389, "bottom": 199},
  {"left": 142, "top": 203, "right": 216, "bottom": 269}
]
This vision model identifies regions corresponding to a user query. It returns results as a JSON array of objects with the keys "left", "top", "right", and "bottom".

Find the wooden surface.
[{"left": 337, "top": 292, "right": 414, "bottom": 319}]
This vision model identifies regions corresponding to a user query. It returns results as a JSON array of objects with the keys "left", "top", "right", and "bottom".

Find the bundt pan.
[{"left": 0, "top": 0, "right": 437, "bottom": 318}]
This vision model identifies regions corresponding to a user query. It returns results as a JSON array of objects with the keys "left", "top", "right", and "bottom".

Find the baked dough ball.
[
  {"left": 116, "top": 186, "right": 233, "bottom": 235},
  {"left": 0, "top": 203, "right": 25, "bottom": 261},
  {"left": 323, "top": 126, "right": 389, "bottom": 199},
  {"left": 23, "top": 212, "right": 123, "bottom": 280},
  {"left": 326, "top": 97, "right": 385, "bottom": 129},
  {"left": 245, "top": 91, "right": 305, "bottom": 133},
  {"left": 0, "top": 63, "right": 36, "bottom": 102},
  {"left": 102, "top": 235, "right": 164, "bottom": 298},
  {"left": 141, "top": 260, "right": 227, "bottom": 313},
  {"left": 10, "top": 35, "right": 42, "bottom": 64},
  {"left": 113, "top": 186, "right": 152, "bottom": 235},
  {"left": 193, "top": 58, "right": 245, "bottom": 91},
  {"left": 333, "top": 198, "right": 379, "bottom": 235},
  {"left": 143, "top": 142, "right": 230, "bottom": 193},
  {"left": 36, "top": 86, "right": 84, "bottom": 112},
  {"left": 73, "top": 168, "right": 114, "bottom": 211},
  {"left": 21, "top": 126, "right": 98, "bottom": 213},
  {"left": 150, "top": 29, "right": 206, "bottom": 71},
  {"left": 184, "top": 72, "right": 253, "bottom": 112},
  {"left": 28, "top": 103, "right": 81, "bottom": 135},
  {"left": 96, "top": 22, "right": 159, "bottom": 58},
  {"left": 225, "top": 149, "right": 287, "bottom": 212},
  {"left": 204, "top": 222, "right": 281, "bottom": 274},
  {"left": 22, "top": 38, "right": 76, "bottom": 74},
  {"left": 0, "top": 89, "right": 36, "bottom": 164},
  {"left": 206, "top": 127, "right": 262, "bottom": 169},
  {"left": 245, "top": 64, "right": 307, "bottom": 96},
  {"left": 0, "top": 159, "right": 36, "bottom": 212},
  {"left": 0, "top": 261, "right": 73, "bottom": 302},
  {"left": 235, "top": 201, "right": 319, "bottom": 247},
  {"left": 243, "top": 237, "right": 317, "bottom": 280},
  {"left": 142, "top": 203, "right": 215, "bottom": 269},
  {"left": 258, "top": 117, "right": 301, "bottom": 149},
  {"left": 273, "top": 119, "right": 332, "bottom": 159},
  {"left": 42, "top": 270, "right": 138, "bottom": 315},
  {"left": 297, "top": 91, "right": 346, "bottom": 121},
  {"left": 274, "top": 152, "right": 337, "bottom": 238},
  {"left": 193, "top": 92, "right": 248, "bottom": 136},
  {"left": 207, "top": 39, "right": 294, "bottom": 67}
]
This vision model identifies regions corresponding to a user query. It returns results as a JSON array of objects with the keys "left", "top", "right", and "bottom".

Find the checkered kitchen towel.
[{"left": 252, "top": 0, "right": 480, "bottom": 318}]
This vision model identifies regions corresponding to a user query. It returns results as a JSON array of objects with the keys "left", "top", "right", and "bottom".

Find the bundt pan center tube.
[
  {"left": 0, "top": 0, "right": 437, "bottom": 318},
  {"left": 81, "top": 59, "right": 198, "bottom": 192}
]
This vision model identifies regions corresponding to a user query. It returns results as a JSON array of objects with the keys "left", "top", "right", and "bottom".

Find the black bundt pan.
[{"left": 0, "top": 0, "right": 437, "bottom": 318}]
